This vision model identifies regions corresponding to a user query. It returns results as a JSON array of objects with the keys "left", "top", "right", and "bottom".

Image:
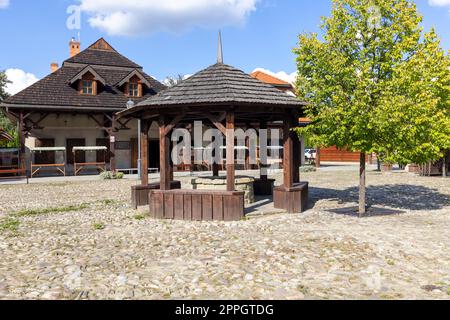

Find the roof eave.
[
  {"left": 1, "top": 102, "right": 124, "bottom": 113},
  {"left": 116, "top": 100, "right": 306, "bottom": 120}
]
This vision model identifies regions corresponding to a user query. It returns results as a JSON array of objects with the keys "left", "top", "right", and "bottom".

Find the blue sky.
[{"left": 0, "top": 0, "right": 449, "bottom": 94}]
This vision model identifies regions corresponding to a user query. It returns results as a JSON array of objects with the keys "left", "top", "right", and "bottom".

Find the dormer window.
[
  {"left": 82, "top": 80, "right": 94, "bottom": 95},
  {"left": 69, "top": 66, "right": 106, "bottom": 96},
  {"left": 117, "top": 71, "right": 150, "bottom": 98},
  {"left": 128, "top": 82, "right": 139, "bottom": 97}
]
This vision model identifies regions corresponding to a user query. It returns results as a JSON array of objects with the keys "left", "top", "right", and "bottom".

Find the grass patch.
[
  {"left": 134, "top": 214, "right": 146, "bottom": 220},
  {"left": 101, "top": 199, "right": 117, "bottom": 205},
  {"left": 386, "top": 259, "right": 395, "bottom": 266},
  {"left": 93, "top": 223, "right": 105, "bottom": 230},
  {"left": 13, "top": 204, "right": 89, "bottom": 217},
  {"left": 0, "top": 218, "right": 20, "bottom": 233}
]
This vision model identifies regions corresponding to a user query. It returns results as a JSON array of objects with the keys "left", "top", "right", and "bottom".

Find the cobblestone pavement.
[{"left": 0, "top": 171, "right": 449, "bottom": 300}]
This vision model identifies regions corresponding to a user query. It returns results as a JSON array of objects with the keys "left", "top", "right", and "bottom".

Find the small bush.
[
  {"left": 100, "top": 171, "right": 124, "bottom": 180},
  {"left": 300, "top": 166, "right": 317, "bottom": 173}
]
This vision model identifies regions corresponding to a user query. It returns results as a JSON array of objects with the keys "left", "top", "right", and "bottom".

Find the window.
[
  {"left": 81, "top": 80, "right": 94, "bottom": 95},
  {"left": 128, "top": 82, "right": 139, "bottom": 97}
]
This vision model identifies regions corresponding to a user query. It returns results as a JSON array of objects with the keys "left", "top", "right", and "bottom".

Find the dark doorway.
[
  {"left": 34, "top": 139, "right": 55, "bottom": 164},
  {"left": 148, "top": 140, "right": 160, "bottom": 170},
  {"left": 66, "top": 139, "right": 86, "bottom": 164},
  {"left": 96, "top": 138, "right": 110, "bottom": 163}
]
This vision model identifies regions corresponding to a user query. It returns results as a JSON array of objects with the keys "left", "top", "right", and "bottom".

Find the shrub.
[
  {"left": 100, "top": 171, "right": 124, "bottom": 180},
  {"left": 300, "top": 166, "right": 317, "bottom": 173}
]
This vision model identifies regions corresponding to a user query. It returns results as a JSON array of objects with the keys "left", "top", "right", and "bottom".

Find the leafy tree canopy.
[{"left": 294, "top": 0, "right": 449, "bottom": 165}]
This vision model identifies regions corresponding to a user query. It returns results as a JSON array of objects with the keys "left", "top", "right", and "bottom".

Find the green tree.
[
  {"left": 0, "top": 70, "right": 9, "bottom": 101},
  {"left": 376, "top": 30, "right": 450, "bottom": 166},
  {"left": 164, "top": 74, "right": 186, "bottom": 87},
  {"left": 0, "top": 70, "right": 18, "bottom": 148},
  {"left": 294, "top": 0, "right": 449, "bottom": 216}
]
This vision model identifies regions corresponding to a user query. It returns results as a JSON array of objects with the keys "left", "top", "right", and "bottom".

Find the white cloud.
[
  {"left": 428, "top": 0, "right": 450, "bottom": 6},
  {"left": 79, "top": 0, "right": 259, "bottom": 36},
  {"left": 0, "top": 0, "right": 10, "bottom": 9},
  {"left": 5, "top": 69, "right": 39, "bottom": 95},
  {"left": 252, "top": 68, "right": 298, "bottom": 84}
]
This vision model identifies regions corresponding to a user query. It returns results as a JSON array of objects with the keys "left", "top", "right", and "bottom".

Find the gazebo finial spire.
[{"left": 217, "top": 30, "right": 223, "bottom": 64}]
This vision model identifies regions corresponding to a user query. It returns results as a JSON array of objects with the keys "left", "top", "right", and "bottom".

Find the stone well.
[{"left": 191, "top": 176, "right": 255, "bottom": 204}]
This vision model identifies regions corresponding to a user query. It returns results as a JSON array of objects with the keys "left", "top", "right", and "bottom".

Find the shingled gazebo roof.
[{"left": 118, "top": 62, "right": 305, "bottom": 119}]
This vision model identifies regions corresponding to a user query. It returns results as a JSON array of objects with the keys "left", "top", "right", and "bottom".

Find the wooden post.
[
  {"left": 315, "top": 146, "right": 321, "bottom": 168},
  {"left": 18, "top": 111, "right": 26, "bottom": 176},
  {"left": 292, "top": 130, "right": 300, "bottom": 183},
  {"left": 245, "top": 136, "right": 250, "bottom": 170},
  {"left": 283, "top": 117, "right": 294, "bottom": 188},
  {"left": 212, "top": 163, "right": 219, "bottom": 177},
  {"left": 159, "top": 115, "right": 170, "bottom": 190},
  {"left": 109, "top": 116, "right": 117, "bottom": 172},
  {"left": 226, "top": 111, "right": 235, "bottom": 191},
  {"left": 260, "top": 121, "right": 268, "bottom": 181},
  {"left": 140, "top": 120, "right": 150, "bottom": 186}
]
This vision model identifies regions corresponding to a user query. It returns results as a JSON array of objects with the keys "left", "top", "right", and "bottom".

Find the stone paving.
[{"left": 0, "top": 170, "right": 449, "bottom": 300}]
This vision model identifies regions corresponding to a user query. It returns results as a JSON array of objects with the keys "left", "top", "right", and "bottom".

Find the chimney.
[
  {"left": 51, "top": 62, "right": 59, "bottom": 73},
  {"left": 69, "top": 37, "right": 81, "bottom": 57}
]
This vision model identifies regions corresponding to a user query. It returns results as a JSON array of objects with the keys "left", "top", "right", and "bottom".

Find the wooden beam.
[
  {"left": 18, "top": 111, "right": 27, "bottom": 177},
  {"left": 27, "top": 113, "right": 49, "bottom": 129},
  {"left": 292, "top": 130, "right": 300, "bottom": 183},
  {"left": 162, "top": 112, "right": 185, "bottom": 137},
  {"left": 283, "top": 117, "right": 294, "bottom": 188},
  {"left": 117, "top": 118, "right": 132, "bottom": 130},
  {"left": 205, "top": 112, "right": 227, "bottom": 135},
  {"left": 226, "top": 111, "right": 235, "bottom": 191},
  {"left": 140, "top": 120, "right": 150, "bottom": 185},
  {"left": 159, "top": 116, "right": 171, "bottom": 190},
  {"left": 260, "top": 121, "right": 268, "bottom": 180}
]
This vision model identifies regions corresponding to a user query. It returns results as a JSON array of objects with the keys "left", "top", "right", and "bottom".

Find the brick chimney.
[
  {"left": 51, "top": 62, "right": 59, "bottom": 73},
  {"left": 69, "top": 37, "right": 81, "bottom": 57}
]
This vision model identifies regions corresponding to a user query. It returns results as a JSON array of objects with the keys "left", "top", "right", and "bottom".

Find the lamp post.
[{"left": 126, "top": 99, "right": 139, "bottom": 177}]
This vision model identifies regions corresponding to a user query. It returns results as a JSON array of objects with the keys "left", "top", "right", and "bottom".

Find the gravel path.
[{"left": 0, "top": 171, "right": 449, "bottom": 300}]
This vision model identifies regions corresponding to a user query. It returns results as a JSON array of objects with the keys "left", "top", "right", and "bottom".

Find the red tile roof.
[{"left": 250, "top": 70, "right": 292, "bottom": 87}]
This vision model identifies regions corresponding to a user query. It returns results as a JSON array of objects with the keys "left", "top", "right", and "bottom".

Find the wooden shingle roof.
[
  {"left": 136, "top": 63, "right": 305, "bottom": 108},
  {"left": 65, "top": 38, "right": 142, "bottom": 69},
  {"left": 2, "top": 38, "right": 165, "bottom": 112}
]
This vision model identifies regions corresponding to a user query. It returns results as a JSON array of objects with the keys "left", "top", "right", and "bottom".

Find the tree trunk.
[
  {"left": 359, "top": 152, "right": 366, "bottom": 217},
  {"left": 443, "top": 154, "right": 447, "bottom": 178}
]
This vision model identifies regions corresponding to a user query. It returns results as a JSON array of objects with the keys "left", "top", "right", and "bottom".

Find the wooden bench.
[{"left": 31, "top": 163, "right": 66, "bottom": 178}]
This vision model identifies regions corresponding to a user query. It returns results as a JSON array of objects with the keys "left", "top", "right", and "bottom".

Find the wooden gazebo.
[{"left": 117, "top": 37, "right": 309, "bottom": 220}]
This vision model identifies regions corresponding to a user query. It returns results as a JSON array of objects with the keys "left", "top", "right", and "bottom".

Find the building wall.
[
  {"left": 319, "top": 146, "right": 367, "bottom": 163},
  {"left": 24, "top": 113, "right": 160, "bottom": 174}
]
